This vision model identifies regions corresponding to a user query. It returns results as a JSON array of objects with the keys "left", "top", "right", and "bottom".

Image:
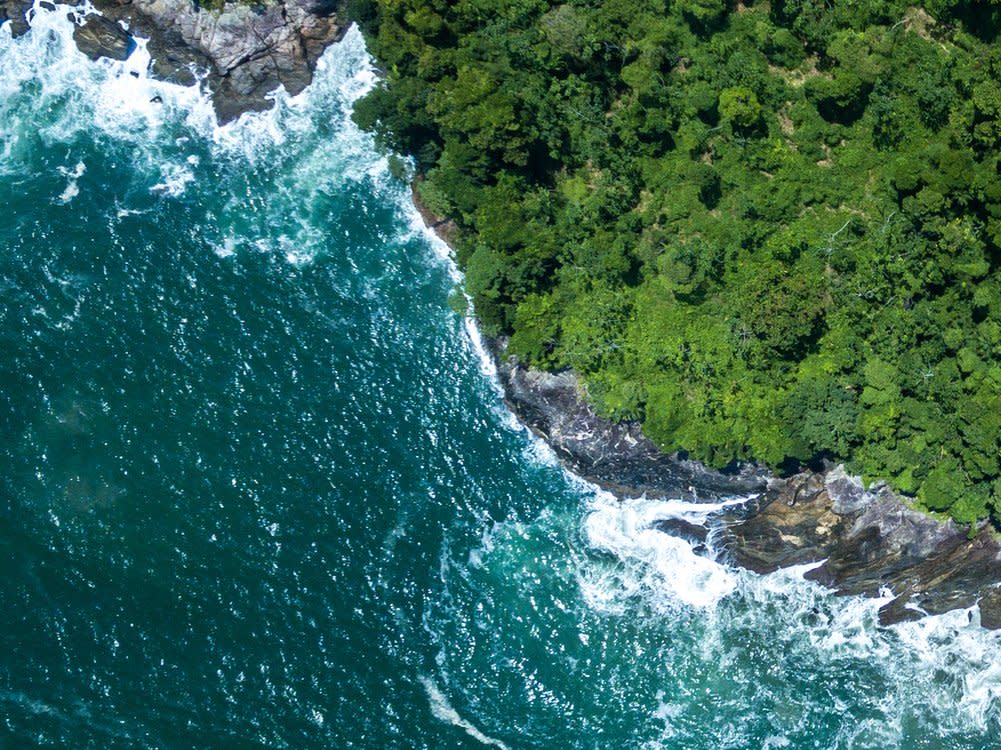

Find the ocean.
[{"left": 2, "top": 6, "right": 1000, "bottom": 748}]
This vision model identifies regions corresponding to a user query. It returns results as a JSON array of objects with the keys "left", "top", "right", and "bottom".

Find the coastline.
[
  {"left": 10, "top": 0, "right": 1001, "bottom": 630},
  {"left": 411, "top": 184, "right": 1001, "bottom": 630}
]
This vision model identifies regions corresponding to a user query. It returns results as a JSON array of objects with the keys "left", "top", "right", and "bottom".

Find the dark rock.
[
  {"left": 719, "top": 475, "right": 849, "bottom": 574},
  {"left": 147, "top": 36, "right": 206, "bottom": 88},
  {"left": 73, "top": 14, "right": 134, "bottom": 61},
  {"left": 2, "top": 0, "right": 32, "bottom": 36},
  {"left": 655, "top": 518, "right": 709, "bottom": 548},
  {"left": 878, "top": 595, "right": 926, "bottom": 626},
  {"left": 493, "top": 345, "right": 769, "bottom": 501},
  {"left": 979, "top": 587, "right": 1001, "bottom": 629},
  {"left": 717, "top": 467, "right": 1001, "bottom": 626}
]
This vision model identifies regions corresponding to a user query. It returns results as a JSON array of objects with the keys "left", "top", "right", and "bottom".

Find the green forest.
[{"left": 349, "top": 0, "right": 1001, "bottom": 527}]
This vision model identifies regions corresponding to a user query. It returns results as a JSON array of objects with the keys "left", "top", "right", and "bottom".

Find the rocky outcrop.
[
  {"left": 92, "top": 0, "right": 346, "bottom": 122},
  {"left": 2, "top": 0, "right": 32, "bottom": 35},
  {"left": 719, "top": 468, "right": 1001, "bottom": 627},
  {"left": 493, "top": 346, "right": 770, "bottom": 500},
  {"left": 5, "top": 0, "right": 346, "bottom": 122},
  {"left": 72, "top": 13, "right": 133, "bottom": 60},
  {"left": 487, "top": 341, "right": 1001, "bottom": 629}
]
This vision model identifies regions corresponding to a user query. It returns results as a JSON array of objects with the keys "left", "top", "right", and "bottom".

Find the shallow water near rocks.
[{"left": 2, "top": 7, "right": 1001, "bottom": 749}]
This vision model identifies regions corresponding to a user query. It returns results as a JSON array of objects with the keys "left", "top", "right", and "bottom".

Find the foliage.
[{"left": 353, "top": 0, "right": 1001, "bottom": 526}]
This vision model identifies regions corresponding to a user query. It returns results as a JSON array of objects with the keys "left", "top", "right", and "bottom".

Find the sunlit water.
[{"left": 2, "top": 6, "right": 1001, "bottom": 748}]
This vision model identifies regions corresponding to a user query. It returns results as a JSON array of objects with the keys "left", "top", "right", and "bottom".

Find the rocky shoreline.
[
  {"left": 491, "top": 340, "right": 1001, "bottom": 629},
  {"left": 3, "top": 0, "right": 346, "bottom": 122},
  {"left": 412, "top": 184, "right": 1001, "bottom": 629}
]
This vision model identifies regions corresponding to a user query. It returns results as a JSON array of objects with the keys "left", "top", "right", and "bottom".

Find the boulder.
[
  {"left": 825, "top": 464, "right": 868, "bottom": 515},
  {"left": 72, "top": 14, "right": 133, "bottom": 60},
  {"left": 2, "top": 0, "right": 33, "bottom": 36}
]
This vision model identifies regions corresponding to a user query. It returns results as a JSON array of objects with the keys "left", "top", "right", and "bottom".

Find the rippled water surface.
[{"left": 2, "top": 7, "right": 1001, "bottom": 749}]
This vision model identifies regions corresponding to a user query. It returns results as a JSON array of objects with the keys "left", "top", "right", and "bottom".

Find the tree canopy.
[{"left": 351, "top": 0, "right": 1001, "bottom": 528}]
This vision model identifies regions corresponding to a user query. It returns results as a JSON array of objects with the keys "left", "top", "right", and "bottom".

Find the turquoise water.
[{"left": 3, "top": 7, "right": 1001, "bottom": 748}]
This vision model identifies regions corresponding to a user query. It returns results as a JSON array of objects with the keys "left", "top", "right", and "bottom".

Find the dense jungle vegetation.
[{"left": 350, "top": 0, "right": 1001, "bottom": 526}]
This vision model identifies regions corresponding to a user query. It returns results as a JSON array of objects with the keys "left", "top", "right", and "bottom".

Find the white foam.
[
  {"left": 890, "top": 607, "right": 1001, "bottom": 732},
  {"left": 213, "top": 236, "right": 237, "bottom": 259},
  {"left": 419, "top": 676, "right": 510, "bottom": 750},
  {"left": 55, "top": 160, "right": 85, "bottom": 203},
  {"left": 57, "top": 180, "right": 79, "bottom": 203},
  {"left": 150, "top": 162, "right": 194, "bottom": 197},
  {"left": 580, "top": 492, "right": 740, "bottom": 612}
]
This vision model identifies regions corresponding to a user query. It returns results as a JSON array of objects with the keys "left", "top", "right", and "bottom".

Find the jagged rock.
[
  {"left": 72, "top": 14, "right": 133, "bottom": 60},
  {"left": 720, "top": 474, "right": 850, "bottom": 573},
  {"left": 79, "top": 0, "right": 347, "bottom": 122},
  {"left": 2, "top": 0, "right": 33, "bottom": 36}
]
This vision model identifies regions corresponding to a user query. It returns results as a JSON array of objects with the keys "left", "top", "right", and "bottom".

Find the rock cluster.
[
  {"left": 720, "top": 468, "right": 1001, "bottom": 627},
  {"left": 72, "top": 13, "right": 133, "bottom": 60},
  {"left": 3, "top": 0, "right": 346, "bottom": 122}
]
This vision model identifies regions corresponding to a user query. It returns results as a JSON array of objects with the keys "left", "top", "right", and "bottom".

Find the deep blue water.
[{"left": 2, "top": 8, "right": 1001, "bottom": 749}]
